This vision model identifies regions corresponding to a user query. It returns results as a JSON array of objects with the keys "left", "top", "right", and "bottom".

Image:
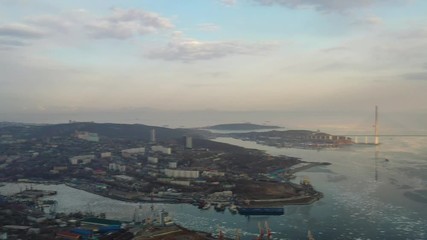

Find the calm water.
[{"left": 1, "top": 136, "right": 427, "bottom": 240}]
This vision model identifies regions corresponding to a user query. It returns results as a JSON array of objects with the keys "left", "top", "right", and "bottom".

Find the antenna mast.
[{"left": 374, "top": 106, "right": 379, "bottom": 145}]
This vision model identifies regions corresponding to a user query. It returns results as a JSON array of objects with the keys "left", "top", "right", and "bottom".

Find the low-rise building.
[
  {"left": 170, "top": 180, "right": 191, "bottom": 186},
  {"left": 148, "top": 157, "right": 158, "bottom": 164},
  {"left": 75, "top": 131, "right": 99, "bottom": 142},
  {"left": 121, "top": 148, "right": 145, "bottom": 158},
  {"left": 202, "top": 170, "right": 225, "bottom": 177},
  {"left": 113, "top": 175, "right": 134, "bottom": 182},
  {"left": 108, "top": 163, "right": 126, "bottom": 173},
  {"left": 100, "top": 152, "right": 112, "bottom": 158},
  {"left": 69, "top": 155, "right": 95, "bottom": 165},
  {"left": 168, "top": 162, "right": 177, "bottom": 169}
]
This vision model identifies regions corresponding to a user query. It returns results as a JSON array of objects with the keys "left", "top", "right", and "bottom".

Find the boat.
[
  {"left": 214, "top": 203, "right": 226, "bottom": 212},
  {"left": 202, "top": 203, "right": 211, "bottom": 210},
  {"left": 237, "top": 207, "right": 284, "bottom": 216},
  {"left": 198, "top": 201, "right": 206, "bottom": 209},
  {"left": 228, "top": 204, "right": 238, "bottom": 214}
]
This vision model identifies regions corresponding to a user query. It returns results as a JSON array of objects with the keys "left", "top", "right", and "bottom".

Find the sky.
[{"left": 1, "top": 0, "right": 427, "bottom": 134}]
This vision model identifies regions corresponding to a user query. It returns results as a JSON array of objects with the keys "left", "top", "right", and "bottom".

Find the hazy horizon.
[
  {"left": 2, "top": 107, "right": 426, "bottom": 136},
  {"left": 1, "top": 0, "right": 427, "bottom": 135}
]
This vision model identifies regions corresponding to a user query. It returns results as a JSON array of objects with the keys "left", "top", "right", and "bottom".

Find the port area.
[
  {"left": 0, "top": 189, "right": 225, "bottom": 240},
  {"left": 134, "top": 225, "right": 220, "bottom": 240}
]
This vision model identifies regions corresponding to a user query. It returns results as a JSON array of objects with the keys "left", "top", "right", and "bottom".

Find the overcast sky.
[{"left": 1, "top": 0, "right": 426, "bottom": 133}]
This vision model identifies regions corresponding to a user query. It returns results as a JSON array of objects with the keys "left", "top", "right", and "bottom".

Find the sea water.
[{"left": 1, "top": 136, "right": 426, "bottom": 239}]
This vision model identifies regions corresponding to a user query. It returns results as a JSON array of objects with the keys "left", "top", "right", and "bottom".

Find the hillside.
[{"left": 0, "top": 122, "right": 210, "bottom": 141}]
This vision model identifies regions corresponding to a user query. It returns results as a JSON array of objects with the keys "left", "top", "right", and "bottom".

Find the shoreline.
[
  {"left": 0, "top": 160, "right": 326, "bottom": 239},
  {"left": 1, "top": 159, "right": 326, "bottom": 207},
  {"left": 1, "top": 160, "right": 327, "bottom": 206}
]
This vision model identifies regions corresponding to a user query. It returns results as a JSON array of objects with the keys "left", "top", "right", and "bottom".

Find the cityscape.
[
  {"left": 0, "top": 122, "right": 350, "bottom": 239},
  {"left": 1, "top": 0, "right": 427, "bottom": 239}
]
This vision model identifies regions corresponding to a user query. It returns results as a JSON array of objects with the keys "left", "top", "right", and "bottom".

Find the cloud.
[
  {"left": 85, "top": 8, "right": 173, "bottom": 39},
  {"left": 0, "top": 23, "right": 45, "bottom": 38},
  {"left": 25, "top": 15, "right": 75, "bottom": 33},
  {"left": 0, "top": 8, "right": 175, "bottom": 51},
  {"left": 147, "top": 36, "right": 278, "bottom": 62},
  {"left": 220, "top": 0, "right": 237, "bottom": 5},
  {"left": 321, "top": 46, "right": 349, "bottom": 53},
  {"left": 253, "top": 0, "right": 399, "bottom": 12},
  {"left": 400, "top": 72, "right": 427, "bottom": 81},
  {"left": 352, "top": 16, "right": 384, "bottom": 25},
  {"left": 396, "top": 27, "right": 427, "bottom": 40},
  {"left": 197, "top": 23, "right": 221, "bottom": 32},
  {"left": 0, "top": 38, "right": 27, "bottom": 49}
]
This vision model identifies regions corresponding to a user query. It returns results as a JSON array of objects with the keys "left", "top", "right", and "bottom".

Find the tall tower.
[
  {"left": 374, "top": 106, "right": 379, "bottom": 145},
  {"left": 150, "top": 129, "right": 156, "bottom": 143}
]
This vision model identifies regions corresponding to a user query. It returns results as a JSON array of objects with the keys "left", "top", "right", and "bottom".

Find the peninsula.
[
  {"left": 203, "top": 123, "right": 281, "bottom": 131},
  {"left": 0, "top": 122, "right": 322, "bottom": 207},
  {"left": 0, "top": 121, "right": 334, "bottom": 240}
]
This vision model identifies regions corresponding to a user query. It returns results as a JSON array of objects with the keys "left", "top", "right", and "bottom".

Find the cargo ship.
[{"left": 237, "top": 207, "right": 284, "bottom": 216}]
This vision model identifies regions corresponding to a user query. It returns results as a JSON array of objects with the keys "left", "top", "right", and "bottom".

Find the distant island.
[{"left": 204, "top": 123, "right": 281, "bottom": 131}]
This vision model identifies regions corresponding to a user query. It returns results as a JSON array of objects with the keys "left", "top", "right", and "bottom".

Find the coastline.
[{"left": 1, "top": 160, "right": 326, "bottom": 207}]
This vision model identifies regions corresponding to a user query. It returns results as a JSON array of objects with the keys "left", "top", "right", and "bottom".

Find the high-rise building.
[{"left": 185, "top": 136, "right": 192, "bottom": 149}]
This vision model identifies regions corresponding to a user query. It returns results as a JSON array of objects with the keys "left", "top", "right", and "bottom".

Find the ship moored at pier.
[{"left": 237, "top": 207, "right": 284, "bottom": 216}]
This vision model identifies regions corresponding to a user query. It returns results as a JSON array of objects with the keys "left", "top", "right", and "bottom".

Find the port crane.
[
  {"left": 256, "top": 222, "right": 264, "bottom": 240},
  {"left": 265, "top": 221, "right": 272, "bottom": 239},
  {"left": 307, "top": 230, "right": 315, "bottom": 240}
]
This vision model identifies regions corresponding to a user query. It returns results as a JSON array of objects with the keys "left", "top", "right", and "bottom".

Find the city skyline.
[{"left": 1, "top": 0, "right": 427, "bottom": 133}]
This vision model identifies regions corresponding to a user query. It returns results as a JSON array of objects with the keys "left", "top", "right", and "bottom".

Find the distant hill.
[
  {"left": 0, "top": 122, "right": 210, "bottom": 141},
  {"left": 0, "top": 122, "right": 33, "bottom": 128},
  {"left": 205, "top": 123, "right": 281, "bottom": 131}
]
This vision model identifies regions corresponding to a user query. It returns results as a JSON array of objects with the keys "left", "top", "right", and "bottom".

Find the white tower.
[
  {"left": 150, "top": 129, "right": 156, "bottom": 143},
  {"left": 374, "top": 106, "right": 379, "bottom": 145}
]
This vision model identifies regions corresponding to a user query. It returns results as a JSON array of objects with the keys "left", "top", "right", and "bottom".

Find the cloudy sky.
[{"left": 1, "top": 0, "right": 427, "bottom": 133}]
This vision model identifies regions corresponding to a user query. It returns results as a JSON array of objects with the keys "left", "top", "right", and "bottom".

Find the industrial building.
[
  {"left": 121, "top": 147, "right": 145, "bottom": 158},
  {"left": 69, "top": 155, "right": 95, "bottom": 165},
  {"left": 164, "top": 169, "right": 199, "bottom": 179},
  {"left": 151, "top": 145, "right": 172, "bottom": 155}
]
